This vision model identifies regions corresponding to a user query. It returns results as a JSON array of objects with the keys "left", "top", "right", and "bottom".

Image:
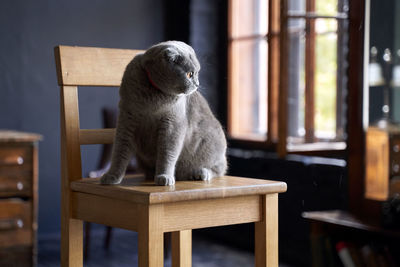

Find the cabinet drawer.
[
  {"left": 0, "top": 145, "right": 33, "bottom": 197},
  {"left": 0, "top": 169, "right": 32, "bottom": 197},
  {"left": 0, "top": 145, "right": 32, "bottom": 169},
  {"left": 0, "top": 245, "right": 33, "bottom": 267},
  {"left": 390, "top": 138, "right": 400, "bottom": 175},
  {"left": 0, "top": 199, "right": 32, "bottom": 248}
]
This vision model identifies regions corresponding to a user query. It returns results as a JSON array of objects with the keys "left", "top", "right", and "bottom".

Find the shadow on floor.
[{"left": 38, "top": 226, "right": 294, "bottom": 267}]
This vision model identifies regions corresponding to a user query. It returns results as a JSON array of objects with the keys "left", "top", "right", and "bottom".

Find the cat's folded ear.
[{"left": 163, "top": 47, "right": 182, "bottom": 64}]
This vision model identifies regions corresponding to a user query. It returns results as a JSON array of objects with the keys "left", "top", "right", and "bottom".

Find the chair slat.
[
  {"left": 79, "top": 129, "right": 115, "bottom": 145},
  {"left": 55, "top": 46, "right": 144, "bottom": 87}
]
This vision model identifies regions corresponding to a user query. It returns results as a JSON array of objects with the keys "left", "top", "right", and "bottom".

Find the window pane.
[
  {"left": 288, "top": 0, "right": 305, "bottom": 13},
  {"left": 230, "top": 0, "right": 267, "bottom": 38},
  {"left": 316, "top": 18, "right": 337, "bottom": 34},
  {"left": 287, "top": 18, "right": 306, "bottom": 144},
  {"left": 316, "top": 0, "right": 338, "bottom": 16},
  {"left": 315, "top": 19, "right": 338, "bottom": 139},
  {"left": 230, "top": 39, "right": 268, "bottom": 139},
  {"left": 287, "top": 16, "right": 344, "bottom": 144}
]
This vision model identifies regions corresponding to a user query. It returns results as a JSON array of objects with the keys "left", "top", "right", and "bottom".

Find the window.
[
  {"left": 228, "top": 0, "right": 349, "bottom": 156},
  {"left": 228, "top": 0, "right": 275, "bottom": 142}
]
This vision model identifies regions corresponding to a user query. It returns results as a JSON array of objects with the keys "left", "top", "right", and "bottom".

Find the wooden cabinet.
[
  {"left": 365, "top": 126, "right": 400, "bottom": 201},
  {"left": 0, "top": 130, "right": 41, "bottom": 267}
]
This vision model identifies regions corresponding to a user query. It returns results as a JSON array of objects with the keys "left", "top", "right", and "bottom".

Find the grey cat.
[{"left": 100, "top": 41, "right": 227, "bottom": 186}]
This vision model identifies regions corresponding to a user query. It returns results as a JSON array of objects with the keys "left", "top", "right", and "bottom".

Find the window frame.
[
  {"left": 227, "top": 0, "right": 349, "bottom": 157},
  {"left": 227, "top": 0, "right": 280, "bottom": 148}
]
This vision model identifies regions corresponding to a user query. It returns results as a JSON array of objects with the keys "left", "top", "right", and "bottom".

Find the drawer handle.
[
  {"left": 17, "top": 182, "right": 24, "bottom": 190},
  {"left": 0, "top": 218, "right": 24, "bottom": 230},
  {"left": 0, "top": 181, "right": 25, "bottom": 191},
  {"left": 0, "top": 156, "right": 24, "bottom": 166}
]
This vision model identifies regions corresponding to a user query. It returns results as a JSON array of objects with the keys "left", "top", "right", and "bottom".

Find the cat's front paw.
[
  {"left": 155, "top": 174, "right": 175, "bottom": 186},
  {"left": 100, "top": 173, "right": 123, "bottom": 185},
  {"left": 194, "top": 168, "right": 213, "bottom": 181}
]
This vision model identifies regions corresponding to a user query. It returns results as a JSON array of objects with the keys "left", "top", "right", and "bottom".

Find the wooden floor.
[{"left": 38, "top": 225, "right": 294, "bottom": 267}]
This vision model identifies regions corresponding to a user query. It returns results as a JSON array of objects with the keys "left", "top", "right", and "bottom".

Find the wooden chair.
[
  {"left": 84, "top": 107, "right": 140, "bottom": 259},
  {"left": 54, "top": 45, "right": 287, "bottom": 267}
]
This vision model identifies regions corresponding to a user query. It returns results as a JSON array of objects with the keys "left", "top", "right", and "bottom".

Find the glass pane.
[
  {"left": 316, "top": 0, "right": 339, "bottom": 16},
  {"left": 316, "top": 18, "right": 337, "bottom": 34},
  {"left": 231, "top": 39, "right": 268, "bottom": 139},
  {"left": 288, "top": 0, "right": 305, "bottom": 13},
  {"left": 289, "top": 0, "right": 347, "bottom": 16},
  {"left": 315, "top": 19, "right": 338, "bottom": 139},
  {"left": 230, "top": 0, "right": 267, "bottom": 38},
  {"left": 367, "top": 0, "right": 399, "bottom": 127},
  {"left": 287, "top": 18, "right": 306, "bottom": 144}
]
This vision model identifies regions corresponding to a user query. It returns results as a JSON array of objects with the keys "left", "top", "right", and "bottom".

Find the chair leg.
[
  {"left": 171, "top": 230, "right": 192, "bottom": 267},
  {"left": 61, "top": 217, "right": 83, "bottom": 267},
  {"left": 255, "top": 193, "right": 278, "bottom": 267},
  {"left": 138, "top": 205, "right": 164, "bottom": 267}
]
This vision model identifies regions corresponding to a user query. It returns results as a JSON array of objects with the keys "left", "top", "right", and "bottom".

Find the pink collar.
[{"left": 146, "top": 70, "right": 160, "bottom": 90}]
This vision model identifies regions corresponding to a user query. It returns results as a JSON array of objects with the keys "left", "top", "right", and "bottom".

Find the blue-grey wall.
[{"left": 0, "top": 0, "right": 164, "bottom": 236}]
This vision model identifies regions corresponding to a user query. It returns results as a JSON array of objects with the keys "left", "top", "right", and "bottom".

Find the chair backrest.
[{"left": 55, "top": 45, "right": 144, "bottom": 182}]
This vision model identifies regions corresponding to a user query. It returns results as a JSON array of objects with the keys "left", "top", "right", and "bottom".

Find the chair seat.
[{"left": 71, "top": 175, "right": 287, "bottom": 204}]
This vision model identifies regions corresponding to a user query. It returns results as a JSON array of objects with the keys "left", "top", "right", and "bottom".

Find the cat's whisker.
[{"left": 196, "top": 85, "right": 205, "bottom": 93}]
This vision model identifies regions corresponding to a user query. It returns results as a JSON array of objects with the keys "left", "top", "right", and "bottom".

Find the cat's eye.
[{"left": 186, "top": 71, "right": 194, "bottom": 78}]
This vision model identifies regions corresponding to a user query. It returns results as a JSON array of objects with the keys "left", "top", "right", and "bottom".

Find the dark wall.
[
  {"left": 0, "top": 0, "right": 164, "bottom": 236},
  {"left": 190, "top": 0, "right": 227, "bottom": 117},
  {"left": 164, "top": 0, "right": 227, "bottom": 120},
  {"left": 164, "top": 0, "right": 190, "bottom": 44}
]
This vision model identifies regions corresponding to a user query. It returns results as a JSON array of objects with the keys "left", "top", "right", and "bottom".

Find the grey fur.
[{"left": 101, "top": 41, "right": 227, "bottom": 186}]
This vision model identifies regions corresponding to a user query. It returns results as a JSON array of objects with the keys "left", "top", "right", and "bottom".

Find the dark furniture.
[
  {"left": 303, "top": 210, "right": 400, "bottom": 266},
  {"left": 0, "top": 130, "right": 42, "bottom": 267}
]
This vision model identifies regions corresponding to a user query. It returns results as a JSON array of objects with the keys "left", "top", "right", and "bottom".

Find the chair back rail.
[
  {"left": 55, "top": 45, "right": 144, "bottom": 181},
  {"left": 55, "top": 46, "right": 143, "bottom": 87}
]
